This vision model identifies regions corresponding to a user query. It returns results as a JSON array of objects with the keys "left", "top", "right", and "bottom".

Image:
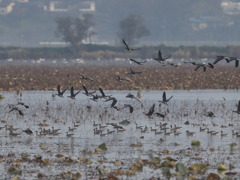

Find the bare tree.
[
  {"left": 118, "top": 14, "right": 150, "bottom": 46},
  {"left": 55, "top": 14, "right": 95, "bottom": 54}
]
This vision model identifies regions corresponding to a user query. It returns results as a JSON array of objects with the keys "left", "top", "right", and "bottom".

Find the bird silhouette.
[
  {"left": 116, "top": 76, "right": 130, "bottom": 82},
  {"left": 154, "top": 50, "right": 171, "bottom": 63},
  {"left": 159, "top": 91, "right": 173, "bottom": 104},
  {"left": 105, "top": 97, "right": 118, "bottom": 108},
  {"left": 82, "top": 85, "right": 96, "bottom": 96},
  {"left": 126, "top": 93, "right": 142, "bottom": 103},
  {"left": 129, "top": 59, "right": 147, "bottom": 65},
  {"left": 68, "top": 86, "right": 80, "bottom": 99},
  {"left": 233, "top": 100, "right": 240, "bottom": 114},
  {"left": 129, "top": 68, "right": 142, "bottom": 76},
  {"left": 79, "top": 74, "right": 93, "bottom": 81},
  {"left": 56, "top": 85, "right": 68, "bottom": 97},
  {"left": 213, "top": 56, "right": 230, "bottom": 64},
  {"left": 144, "top": 103, "right": 155, "bottom": 118},
  {"left": 122, "top": 104, "right": 134, "bottom": 113},
  {"left": 122, "top": 39, "right": 139, "bottom": 52},
  {"left": 194, "top": 63, "right": 214, "bottom": 72}
]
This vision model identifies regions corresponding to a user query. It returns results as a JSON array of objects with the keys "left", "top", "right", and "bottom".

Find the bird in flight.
[
  {"left": 122, "top": 104, "right": 134, "bottom": 113},
  {"left": 126, "top": 93, "right": 142, "bottom": 103},
  {"left": 56, "top": 85, "right": 68, "bottom": 97},
  {"left": 144, "top": 103, "right": 155, "bottom": 118},
  {"left": 154, "top": 50, "right": 171, "bottom": 63},
  {"left": 122, "top": 39, "right": 140, "bottom": 52},
  {"left": 79, "top": 74, "right": 93, "bottom": 81},
  {"left": 194, "top": 63, "right": 214, "bottom": 72},
  {"left": 129, "top": 59, "right": 147, "bottom": 65},
  {"left": 233, "top": 100, "right": 240, "bottom": 114},
  {"left": 159, "top": 91, "right": 173, "bottom": 104},
  {"left": 68, "top": 86, "right": 80, "bottom": 99},
  {"left": 129, "top": 68, "right": 142, "bottom": 76},
  {"left": 227, "top": 57, "right": 239, "bottom": 68},
  {"left": 116, "top": 76, "right": 130, "bottom": 82},
  {"left": 82, "top": 85, "right": 96, "bottom": 96},
  {"left": 213, "top": 56, "right": 230, "bottom": 65},
  {"left": 105, "top": 97, "right": 118, "bottom": 108}
]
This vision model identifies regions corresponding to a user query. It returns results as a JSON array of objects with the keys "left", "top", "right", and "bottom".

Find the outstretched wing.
[
  {"left": 122, "top": 39, "right": 129, "bottom": 50},
  {"left": 82, "top": 85, "right": 88, "bottom": 94},
  {"left": 162, "top": 91, "right": 167, "bottom": 102},
  {"left": 158, "top": 50, "right": 163, "bottom": 59},
  {"left": 99, "top": 87, "right": 105, "bottom": 97},
  {"left": 57, "top": 85, "right": 61, "bottom": 94},
  {"left": 237, "top": 100, "right": 240, "bottom": 112},
  {"left": 147, "top": 103, "right": 155, "bottom": 115}
]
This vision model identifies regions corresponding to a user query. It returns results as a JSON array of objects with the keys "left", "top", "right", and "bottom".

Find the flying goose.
[
  {"left": 233, "top": 100, "right": 240, "bottom": 114},
  {"left": 68, "top": 86, "right": 80, "bottom": 99},
  {"left": 194, "top": 63, "right": 214, "bottom": 72},
  {"left": 116, "top": 76, "right": 130, "bottom": 82},
  {"left": 105, "top": 97, "right": 118, "bottom": 108},
  {"left": 129, "top": 68, "right": 142, "bottom": 76},
  {"left": 159, "top": 91, "right": 173, "bottom": 104},
  {"left": 82, "top": 85, "right": 96, "bottom": 96},
  {"left": 56, "top": 85, "right": 68, "bottom": 97},
  {"left": 144, "top": 103, "right": 155, "bottom": 118},
  {"left": 122, "top": 39, "right": 139, "bottom": 52},
  {"left": 79, "top": 74, "right": 93, "bottom": 81},
  {"left": 154, "top": 50, "right": 171, "bottom": 63},
  {"left": 129, "top": 59, "right": 147, "bottom": 65}
]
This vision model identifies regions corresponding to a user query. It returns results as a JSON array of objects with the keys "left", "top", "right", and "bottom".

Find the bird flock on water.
[{"left": 5, "top": 38, "right": 240, "bottom": 137}]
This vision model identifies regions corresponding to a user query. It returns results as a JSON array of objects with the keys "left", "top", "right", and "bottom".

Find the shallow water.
[{"left": 0, "top": 89, "right": 240, "bottom": 179}]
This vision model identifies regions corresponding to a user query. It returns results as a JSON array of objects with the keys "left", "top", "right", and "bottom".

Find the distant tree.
[
  {"left": 55, "top": 14, "right": 95, "bottom": 54},
  {"left": 118, "top": 14, "right": 150, "bottom": 46}
]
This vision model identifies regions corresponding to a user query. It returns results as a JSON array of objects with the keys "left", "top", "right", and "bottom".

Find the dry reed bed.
[{"left": 0, "top": 64, "right": 240, "bottom": 91}]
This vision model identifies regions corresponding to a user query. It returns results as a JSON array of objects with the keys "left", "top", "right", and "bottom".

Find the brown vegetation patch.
[{"left": 0, "top": 64, "right": 240, "bottom": 91}]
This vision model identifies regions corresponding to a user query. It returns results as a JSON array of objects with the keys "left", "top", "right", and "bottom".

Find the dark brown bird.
[
  {"left": 105, "top": 97, "right": 118, "bottom": 108},
  {"left": 154, "top": 50, "right": 171, "bottom": 63},
  {"left": 144, "top": 103, "right": 155, "bottom": 118},
  {"left": 56, "top": 85, "right": 68, "bottom": 97},
  {"left": 129, "top": 59, "right": 147, "bottom": 65},
  {"left": 159, "top": 91, "right": 173, "bottom": 104},
  {"left": 194, "top": 63, "right": 214, "bottom": 72},
  {"left": 122, "top": 39, "right": 140, "bottom": 52},
  {"left": 68, "top": 86, "right": 80, "bottom": 99},
  {"left": 233, "top": 100, "right": 240, "bottom": 114},
  {"left": 129, "top": 68, "right": 142, "bottom": 76},
  {"left": 82, "top": 85, "right": 96, "bottom": 96}
]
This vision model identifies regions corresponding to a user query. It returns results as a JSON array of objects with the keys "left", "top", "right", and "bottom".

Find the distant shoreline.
[{"left": 0, "top": 44, "right": 239, "bottom": 60}]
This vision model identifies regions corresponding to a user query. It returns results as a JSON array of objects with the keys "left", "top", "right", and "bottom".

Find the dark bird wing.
[
  {"left": 70, "top": 86, "right": 74, "bottom": 96},
  {"left": 82, "top": 85, "right": 88, "bottom": 95},
  {"left": 213, "top": 56, "right": 225, "bottom": 64},
  {"left": 208, "top": 63, "right": 214, "bottom": 69},
  {"left": 194, "top": 65, "right": 202, "bottom": 71},
  {"left": 62, "top": 87, "right": 68, "bottom": 94},
  {"left": 111, "top": 98, "right": 117, "bottom": 107},
  {"left": 162, "top": 91, "right": 167, "bottom": 102},
  {"left": 147, "top": 103, "right": 155, "bottom": 116},
  {"left": 57, "top": 85, "right": 61, "bottom": 94},
  {"left": 235, "top": 60, "right": 239, "bottom": 68},
  {"left": 237, "top": 100, "right": 240, "bottom": 112},
  {"left": 122, "top": 39, "right": 129, "bottom": 50},
  {"left": 156, "top": 112, "right": 165, "bottom": 118},
  {"left": 158, "top": 50, "right": 163, "bottom": 59},
  {"left": 164, "top": 55, "right": 171, "bottom": 61},
  {"left": 99, "top": 87, "right": 105, "bottom": 97},
  {"left": 166, "top": 95, "right": 173, "bottom": 102}
]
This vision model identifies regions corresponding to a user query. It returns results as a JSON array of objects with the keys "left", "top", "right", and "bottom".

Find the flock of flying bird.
[{"left": 6, "top": 39, "right": 240, "bottom": 137}]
